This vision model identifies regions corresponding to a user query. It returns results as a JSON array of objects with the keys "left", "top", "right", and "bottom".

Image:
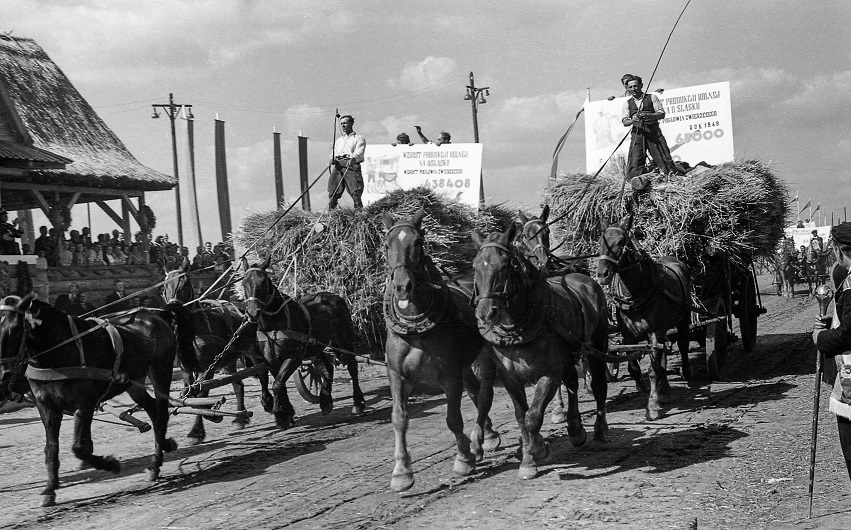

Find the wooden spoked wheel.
[
  {"left": 738, "top": 273, "right": 759, "bottom": 352},
  {"left": 294, "top": 354, "right": 332, "bottom": 404},
  {"left": 705, "top": 298, "right": 729, "bottom": 381}
]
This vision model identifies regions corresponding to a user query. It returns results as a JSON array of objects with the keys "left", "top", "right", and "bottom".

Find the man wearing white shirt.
[
  {"left": 621, "top": 75, "right": 678, "bottom": 180},
  {"left": 329, "top": 115, "right": 366, "bottom": 209}
]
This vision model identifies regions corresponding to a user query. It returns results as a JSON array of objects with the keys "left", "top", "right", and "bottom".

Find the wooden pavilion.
[{"left": 0, "top": 33, "right": 174, "bottom": 242}]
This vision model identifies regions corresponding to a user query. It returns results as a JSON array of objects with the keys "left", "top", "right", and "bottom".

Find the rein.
[
  {"left": 473, "top": 241, "right": 517, "bottom": 303},
  {"left": 243, "top": 267, "right": 289, "bottom": 321},
  {"left": 598, "top": 230, "right": 643, "bottom": 273}
]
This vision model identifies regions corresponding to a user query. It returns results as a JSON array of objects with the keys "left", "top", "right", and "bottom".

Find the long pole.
[
  {"left": 185, "top": 107, "right": 202, "bottom": 247},
  {"left": 273, "top": 128, "right": 284, "bottom": 208},
  {"left": 167, "top": 94, "right": 184, "bottom": 247},
  {"left": 469, "top": 72, "right": 485, "bottom": 208},
  {"left": 808, "top": 348, "right": 823, "bottom": 518}
]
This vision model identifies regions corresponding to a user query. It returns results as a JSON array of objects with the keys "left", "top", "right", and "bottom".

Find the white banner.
[
  {"left": 784, "top": 223, "right": 831, "bottom": 251},
  {"left": 362, "top": 143, "right": 482, "bottom": 207},
  {"left": 585, "top": 81, "right": 734, "bottom": 173}
]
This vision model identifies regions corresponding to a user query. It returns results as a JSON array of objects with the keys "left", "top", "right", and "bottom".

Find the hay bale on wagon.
[
  {"left": 544, "top": 160, "right": 791, "bottom": 275},
  {"left": 234, "top": 188, "right": 512, "bottom": 351}
]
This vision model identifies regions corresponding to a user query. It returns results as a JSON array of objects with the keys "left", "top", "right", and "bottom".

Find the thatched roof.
[{"left": 0, "top": 34, "right": 174, "bottom": 191}]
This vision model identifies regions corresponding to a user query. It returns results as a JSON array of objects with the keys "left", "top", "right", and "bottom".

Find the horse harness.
[
  {"left": 383, "top": 222, "right": 453, "bottom": 336},
  {"left": 243, "top": 267, "right": 313, "bottom": 355}
]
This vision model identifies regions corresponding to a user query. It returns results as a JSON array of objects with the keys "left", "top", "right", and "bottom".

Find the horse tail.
[{"left": 163, "top": 301, "right": 200, "bottom": 375}]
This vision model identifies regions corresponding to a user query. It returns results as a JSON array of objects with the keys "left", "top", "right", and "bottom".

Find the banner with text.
[
  {"left": 584, "top": 81, "right": 734, "bottom": 173},
  {"left": 362, "top": 143, "right": 483, "bottom": 207}
]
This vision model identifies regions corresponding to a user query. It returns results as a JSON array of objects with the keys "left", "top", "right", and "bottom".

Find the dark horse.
[
  {"left": 162, "top": 260, "right": 272, "bottom": 444},
  {"left": 515, "top": 206, "right": 591, "bottom": 425},
  {"left": 472, "top": 224, "right": 610, "bottom": 479},
  {"left": 240, "top": 256, "right": 365, "bottom": 429},
  {"left": 0, "top": 295, "right": 197, "bottom": 507},
  {"left": 776, "top": 238, "right": 797, "bottom": 298},
  {"left": 597, "top": 215, "right": 692, "bottom": 420},
  {"left": 382, "top": 207, "right": 501, "bottom": 492}
]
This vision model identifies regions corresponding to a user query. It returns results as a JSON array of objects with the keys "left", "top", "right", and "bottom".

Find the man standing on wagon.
[
  {"left": 621, "top": 75, "right": 681, "bottom": 185},
  {"left": 328, "top": 114, "right": 366, "bottom": 210}
]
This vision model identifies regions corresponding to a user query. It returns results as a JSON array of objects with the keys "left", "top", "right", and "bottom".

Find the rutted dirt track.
[{"left": 2, "top": 277, "right": 851, "bottom": 529}]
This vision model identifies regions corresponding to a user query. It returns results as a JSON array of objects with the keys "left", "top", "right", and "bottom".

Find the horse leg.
[
  {"left": 562, "top": 359, "right": 587, "bottom": 447},
  {"left": 520, "top": 375, "right": 558, "bottom": 479},
  {"left": 271, "top": 355, "right": 299, "bottom": 429},
  {"left": 35, "top": 400, "right": 62, "bottom": 507},
  {"left": 550, "top": 386, "right": 567, "bottom": 424},
  {"left": 646, "top": 335, "right": 668, "bottom": 421},
  {"left": 587, "top": 356, "right": 610, "bottom": 442},
  {"left": 443, "top": 373, "right": 476, "bottom": 477},
  {"left": 623, "top": 336, "right": 647, "bottom": 393},
  {"left": 128, "top": 368, "right": 176, "bottom": 481},
  {"left": 258, "top": 370, "right": 273, "bottom": 413},
  {"left": 463, "top": 359, "right": 501, "bottom": 459},
  {"left": 72, "top": 408, "right": 121, "bottom": 474},
  {"left": 342, "top": 353, "right": 366, "bottom": 415},
  {"left": 388, "top": 368, "right": 416, "bottom": 492},
  {"left": 228, "top": 359, "right": 250, "bottom": 428},
  {"left": 677, "top": 321, "right": 693, "bottom": 383},
  {"left": 316, "top": 350, "right": 335, "bottom": 416}
]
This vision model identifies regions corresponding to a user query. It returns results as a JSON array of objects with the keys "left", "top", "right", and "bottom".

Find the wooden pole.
[
  {"left": 214, "top": 118, "right": 233, "bottom": 241},
  {"left": 168, "top": 94, "right": 184, "bottom": 247},
  {"left": 185, "top": 108, "right": 202, "bottom": 248},
  {"left": 298, "top": 135, "right": 311, "bottom": 211},
  {"left": 273, "top": 129, "right": 284, "bottom": 208}
]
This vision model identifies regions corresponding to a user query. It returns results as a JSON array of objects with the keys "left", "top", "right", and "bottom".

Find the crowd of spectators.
[{"left": 6, "top": 223, "right": 234, "bottom": 274}]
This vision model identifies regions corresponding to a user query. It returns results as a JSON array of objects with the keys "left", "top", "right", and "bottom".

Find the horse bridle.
[
  {"left": 162, "top": 271, "right": 193, "bottom": 305},
  {"left": 473, "top": 241, "right": 518, "bottom": 303},
  {"left": 384, "top": 222, "right": 425, "bottom": 280},
  {"left": 598, "top": 228, "right": 642, "bottom": 273},
  {"left": 243, "top": 267, "right": 287, "bottom": 321},
  {"left": 0, "top": 304, "right": 29, "bottom": 395},
  {"left": 519, "top": 219, "right": 549, "bottom": 261}
]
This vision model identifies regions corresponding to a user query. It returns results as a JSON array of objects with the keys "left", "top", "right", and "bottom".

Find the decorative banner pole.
[
  {"left": 298, "top": 133, "right": 311, "bottom": 211},
  {"left": 809, "top": 283, "right": 834, "bottom": 518},
  {"left": 273, "top": 128, "right": 284, "bottom": 208}
]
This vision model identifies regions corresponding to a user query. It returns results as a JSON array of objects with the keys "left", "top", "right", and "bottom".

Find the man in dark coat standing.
[{"left": 621, "top": 75, "right": 680, "bottom": 181}]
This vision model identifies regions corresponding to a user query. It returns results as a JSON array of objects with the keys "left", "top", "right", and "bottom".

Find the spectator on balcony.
[
  {"left": 0, "top": 209, "right": 23, "bottom": 255},
  {"left": 102, "top": 279, "right": 132, "bottom": 312},
  {"left": 72, "top": 243, "right": 85, "bottom": 265},
  {"left": 53, "top": 282, "right": 79, "bottom": 313},
  {"left": 89, "top": 243, "right": 106, "bottom": 266},
  {"left": 70, "top": 291, "right": 97, "bottom": 316},
  {"left": 58, "top": 240, "right": 73, "bottom": 267},
  {"left": 126, "top": 244, "right": 145, "bottom": 265},
  {"left": 34, "top": 225, "right": 52, "bottom": 256}
]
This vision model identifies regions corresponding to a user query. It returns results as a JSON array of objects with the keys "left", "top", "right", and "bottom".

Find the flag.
[
  {"left": 549, "top": 99, "right": 587, "bottom": 180},
  {"left": 801, "top": 199, "right": 811, "bottom": 211},
  {"left": 813, "top": 203, "right": 821, "bottom": 213}
]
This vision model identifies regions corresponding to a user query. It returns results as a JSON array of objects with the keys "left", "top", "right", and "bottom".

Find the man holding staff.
[
  {"left": 328, "top": 114, "right": 366, "bottom": 209},
  {"left": 621, "top": 75, "right": 680, "bottom": 182},
  {"left": 813, "top": 222, "right": 851, "bottom": 482}
]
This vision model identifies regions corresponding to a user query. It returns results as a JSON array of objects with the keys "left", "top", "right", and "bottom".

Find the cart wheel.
[
  {"left": 738, "top": 273, "right": 759, "bottom": 352},
  {"left": 294, "top": 357, "right": 331, "bottom": 404},
  {"left": 706, "top": 300, "right": 729, "bottom": 381}
]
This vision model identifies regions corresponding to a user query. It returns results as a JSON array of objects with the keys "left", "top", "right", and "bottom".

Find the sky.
[{"left": 5, "top": 0, "right": 851, "bottom": 245}]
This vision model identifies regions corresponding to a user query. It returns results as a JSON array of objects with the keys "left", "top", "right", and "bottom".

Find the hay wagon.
[{"left": 604, "top": 250, "right": 767, "bottom": 382}]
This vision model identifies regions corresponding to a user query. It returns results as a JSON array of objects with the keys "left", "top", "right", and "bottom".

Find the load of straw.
[
  {"left": 234, "top": 188, "right": 511, "bottom": 351},
  {"left": 544, "top": 160, "right": 791, "bottom": 277}
]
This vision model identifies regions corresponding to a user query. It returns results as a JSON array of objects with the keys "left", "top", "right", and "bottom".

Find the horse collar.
[
  {"left": 478, "top": 278, "right": 547, "bottom": 346},
  {"left": 383, "top": 280, "right": 450, "bottom": 337}
]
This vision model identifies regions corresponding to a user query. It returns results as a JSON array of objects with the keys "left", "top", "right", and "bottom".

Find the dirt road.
[{"left": 2, "top": 277, "right": 850, "bottom": 529}]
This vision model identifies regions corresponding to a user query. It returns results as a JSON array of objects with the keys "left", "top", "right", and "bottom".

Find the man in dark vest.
[{"left": 621, "top": 75, "right": 680, "bottom": 183}]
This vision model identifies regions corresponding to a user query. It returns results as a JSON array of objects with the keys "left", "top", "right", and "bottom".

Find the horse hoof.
[
  {"left": 482, "top": 434, "right": 502, "bottom": 452},
  {"left": 276, "top": 417, "right": 295, "bottom": 430},
  {"left": 646, "top": 407, "right": 661, "bottom": 421},
  {"left": 78, "top": 460, "right": 93, "bottom": 471},
  {"left": 594, "top": 427, "right": 609, "bottom": 443},
  {"left": 40, "top": 494, "right": 56, "bottom": 508},
  {"left": 352, "top": 405, "right": 366, "bottom": 415},
  {"left": 453, "top": 456, "right": 476, "bottom": 476},
  {"left": 104, "top": 456, "right": 121, "bottom": 474},
  {"left": 390, "top": 473, "right": 415, "bottom": 492},
  {"left": 320, "top": 402, "right": 334, "bottom": 416},
  {"left": 232, "top": 417, "right": 249, "bottom": 429},
  {"left": 550, "top": 410, "right": 567, "bottom": 424},
  {"left": 518, "top": 465, "right": 539, "bottom": 480},
  {"left": 261, "top": 397, "right": 274, "bottom": 413},
  {"left": 147, "top": 467, "right": 160, "bottom": 481},
  {"left": 680, "top": 365, "right": 692, "bottom": 382},
  {"left": 164, "top": 438, "right": 178, "bottom": 453},
  {"left": 569, "top": 427, "right": 588, "bottom": 448},
  {"left": 536, "top": 440, "right": 553, "bottom": 463}
]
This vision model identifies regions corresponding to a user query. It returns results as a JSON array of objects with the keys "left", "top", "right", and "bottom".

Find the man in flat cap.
[
  {"left": 329, "top": 114, "right": 366, "bottom": 209},
  {"left": 0, "top": 209, "right": 23, "bottom": 255},
  {"left": 813, "top": 221, "right": 851, "bottom": 482}
]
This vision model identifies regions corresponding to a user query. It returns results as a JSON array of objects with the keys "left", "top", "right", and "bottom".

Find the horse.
[
  {"left": 162, "top": 259, "right": 272, "bottom": 444},
  {"left": 516, "top": 206, "right": 594, "bottom": 425},
  {"left": 472, "top": 223, "right": 610, "bottom": 479},
  {"left": 382, "top": 207, "right": 501, "bottom": 492},
  {"left": 0, "top": 295, "right": 197, "bottom": 507},
  {"left": 776, "top": 238, "right": 797, "bottom": 298},
  {"left": 597, "top": 215, "right": 692, "bottom": 420},
  {"left": 240, "top": 256, "right": 365, "bottom": 429}
]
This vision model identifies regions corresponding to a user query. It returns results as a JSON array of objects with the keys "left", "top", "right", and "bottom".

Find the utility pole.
[
  {"left": 464, "top": 72, "right": 490, "bottom": 208},
  {"left": 151, "top": 93, "right": 193, "bottom": 247}
]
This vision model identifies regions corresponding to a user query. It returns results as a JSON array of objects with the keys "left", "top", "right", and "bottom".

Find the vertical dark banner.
[
  {"left": 298, "top": 135, "right": 311, "bottom": 211},
  {"left": 274, "top": 130, "right": 284, "bottom": 207},
  {"left": 215, "top": 119, "right": 233, "bottom": 241}
]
